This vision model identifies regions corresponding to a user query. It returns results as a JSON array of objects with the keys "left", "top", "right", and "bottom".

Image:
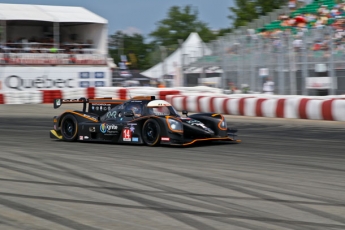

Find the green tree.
[
  {"left": 108, "top": 31, "right": 153, "bottom": 70},
  {"left": 149, "top": 5, "right": 217, "bottom": 47},
  {"left": 229, "top": 0, "right": 287, "bottom": 28},
  {"left": 217, "top": 28, "right": 233, "bottom": 37}
]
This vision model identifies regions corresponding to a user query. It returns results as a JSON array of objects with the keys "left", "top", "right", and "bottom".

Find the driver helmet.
[{"left": 130, "top": 105, "right": 141, "bottom": 117}]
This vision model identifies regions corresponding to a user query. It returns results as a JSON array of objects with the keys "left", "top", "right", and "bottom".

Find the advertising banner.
[
  {"left": 0, "top": 66, "right": 111, "bottom": 91},
  {"left": 306, "top": 77, "right": 332, "bottom": 89}
]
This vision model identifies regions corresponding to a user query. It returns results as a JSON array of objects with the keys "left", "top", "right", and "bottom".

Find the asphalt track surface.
[{"left": 0, "top": 105, "right": 344, "bottom": 230}]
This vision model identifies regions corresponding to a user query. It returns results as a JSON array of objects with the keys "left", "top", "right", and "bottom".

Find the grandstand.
[
  {"left": 0, "top": 3, "right": 109, "bottom": 65},
  {"left": 0, "top": 3, "right": 114, "bottom": 91},
  {"left": 257, "top": 0, "right": 341, "bottom": 33}
]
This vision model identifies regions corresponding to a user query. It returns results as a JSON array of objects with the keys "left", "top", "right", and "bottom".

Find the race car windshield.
[{"left": 147, "top": 106, "right": 179, "bottom": 116}]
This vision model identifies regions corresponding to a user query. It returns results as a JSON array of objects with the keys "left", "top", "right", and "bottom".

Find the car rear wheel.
[
  {"left": 142, "top": 119, "right": 161, "bottom": 146},
  {"left": 61, "top": 114, "right": 78, "bottom": 141}
]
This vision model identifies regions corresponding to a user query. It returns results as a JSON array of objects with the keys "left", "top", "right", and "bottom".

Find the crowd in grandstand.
[
  {"left": 0, "top": 36, "right": 107, "bottom": 65},
  {"left": 227, "top": 0, "right": 345, "bottom": 56},
  {"left": 210, "top": 2, "right": 341, "bottom": 58},
  {"left": 0, "top": 37, "right": 94, "bottom": 55}
]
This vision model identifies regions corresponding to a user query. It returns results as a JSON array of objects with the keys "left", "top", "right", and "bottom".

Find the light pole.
[
  {"left": 159, "top": 45, "right": 167, "bottom": 86},
  {"left": 178, "top": 39, "right": 185, "bottom": 86}
]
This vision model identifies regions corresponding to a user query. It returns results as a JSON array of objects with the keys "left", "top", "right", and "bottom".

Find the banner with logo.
[{"left": 0, "top": 66, "right": 111, "bottom": 91}]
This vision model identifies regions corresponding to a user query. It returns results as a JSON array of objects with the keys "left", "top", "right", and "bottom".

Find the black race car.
[{"left": 50, "top": 96, "right": 240, "bottom": 146}]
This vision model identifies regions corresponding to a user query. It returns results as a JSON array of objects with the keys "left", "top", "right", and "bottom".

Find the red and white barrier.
[
  {"left": 0, "top": 93, "right": 4, "bottom": 104},
  {"left": 0, "top": 87, "right": 181, "bottom": 104},
  {"left": 166, "top": 95, "right": 345, "bottom": 121},
  {"left": 1, "top": 87, "right": 345, "bottom": 122}
]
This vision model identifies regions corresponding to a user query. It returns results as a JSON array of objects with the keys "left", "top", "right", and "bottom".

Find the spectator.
[
  {"left": 228, "top": 82, "right": 237, "bottom": 94},
  {"left": 330, "top": 6, "right": 340, "bottom": 17},
  {"left": 293, "top": 35, "right": 303, "bottom": 51},
  {"left": 312, "top": 39, "right": 323, "bottom": 51},
  {"left": 262, "top": 78, "right": 275, "bottom": 95},
  {"left": 314, "top": 16, "right": 325, "bottom": 28},
  {"left": 289, "top": 0, "right": 297, "bottom": 10}
]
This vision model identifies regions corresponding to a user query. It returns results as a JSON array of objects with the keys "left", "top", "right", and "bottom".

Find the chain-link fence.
[{"left": 194, "top": 26, "right": 345, "bottom": 95}]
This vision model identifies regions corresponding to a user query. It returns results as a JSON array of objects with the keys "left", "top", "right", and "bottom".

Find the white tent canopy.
[
  {"left": 0, "top": 3, "right": 108, "bottom": 54},
  {"left": 140, "top": 32, "right": 212, "bottom": 80},
  {"left": 0, "top": 3, "right": 107, "bottom": 23}
]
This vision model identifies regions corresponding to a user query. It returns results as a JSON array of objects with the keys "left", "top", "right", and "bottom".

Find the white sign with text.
[{"left": 0, "top": 66, "right": 111, "bottom": 91}]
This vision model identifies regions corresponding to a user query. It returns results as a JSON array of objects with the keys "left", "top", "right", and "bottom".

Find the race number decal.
[{"left": 122, "top": 128, "right": 132, "bottom": 141}]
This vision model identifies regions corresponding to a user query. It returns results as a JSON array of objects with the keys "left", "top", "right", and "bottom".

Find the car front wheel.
[{"left": 142, "top": 119, "right": 161, "bottom": 146}]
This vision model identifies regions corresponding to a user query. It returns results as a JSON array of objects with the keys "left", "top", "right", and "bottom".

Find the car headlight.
[
  {"left": 218, "top": 116, "right": 227, "bottom": 130},
  {"left": 167, "top": 118, "right": 183, "bottom": 132}
]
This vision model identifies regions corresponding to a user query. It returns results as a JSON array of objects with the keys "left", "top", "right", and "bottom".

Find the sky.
[{"left": 0, "top": 0, "right": 234, "bottom": 37}]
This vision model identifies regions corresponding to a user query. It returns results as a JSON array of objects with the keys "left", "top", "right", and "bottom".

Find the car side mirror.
[
  {"left": 182, "top": 110, "right": 188, "bottom": 117},
  {"left": 123, "top": 110, "right": 134, "bottom": 117}
]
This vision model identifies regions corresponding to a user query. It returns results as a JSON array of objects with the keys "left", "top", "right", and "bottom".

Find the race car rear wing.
[
  {"left": 53, "top": 98, "right": 89, "bottom": 111},
  {"left": 53, "top": 97, "right": 126, "bottom": 114}
]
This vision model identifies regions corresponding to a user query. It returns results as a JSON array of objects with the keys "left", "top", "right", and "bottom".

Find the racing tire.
[
  {"left": 142, "top": 119, "right": 161, "bottom": 146},
  {"left": 60, "top": 114, "right": 78, "bottom": 142}
]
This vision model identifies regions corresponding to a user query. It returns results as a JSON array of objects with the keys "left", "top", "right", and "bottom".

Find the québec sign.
[
  {"left": 5, "top": 75, "right": 74, "bottom": 91},
  {"left": 0, "top": 66, "right": 110, "bottom": 91}
]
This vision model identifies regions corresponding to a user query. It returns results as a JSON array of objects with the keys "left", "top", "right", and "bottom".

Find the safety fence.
[
  {"left": 197, "top": 27, "right": 345, "bottom": 95},
  {"left": 0, "top": 87, "right": 344, "bottom": 122},
  {"left": 152, "top": 27, "right": 345, "bottom": 95}
]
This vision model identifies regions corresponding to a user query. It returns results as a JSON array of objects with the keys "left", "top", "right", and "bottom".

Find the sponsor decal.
[
  {"left": 132, "top": 137, "right": 139, "bottom": 142},
  {"left": 107, "top": 124, "right": 118, "bottom": 130},
  {"left": 122, "top": 128, "right": 132, "bottom": 141},
  {"left": 56, "top": 99, "right": 61, "bottom": 106},
  {"left": 100, "top": 123, "right": 118, "bottom": 134},
  {"left": 100, "top": 123, "right": 107, "bottom": 133},
  {"left": 128, "top": 123, "right": 137, "bottom": 133},
  {"left": 79, "top": 136, "right": 83, "bottom": 140},
  {"left": 161, "top": 137, "right": 170, "bottom": 141},
  {"left": 89, "top": 127, "right": 96, "bottom": 132},
  {"left": 129, "top": 125, "right": 135, "bottom": 133},
  {"left": 106, "top": 111, "right": 117, "bottom": 119},
  {"left": 84, "top": 136, "right": 89, "bottom": 140}
]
